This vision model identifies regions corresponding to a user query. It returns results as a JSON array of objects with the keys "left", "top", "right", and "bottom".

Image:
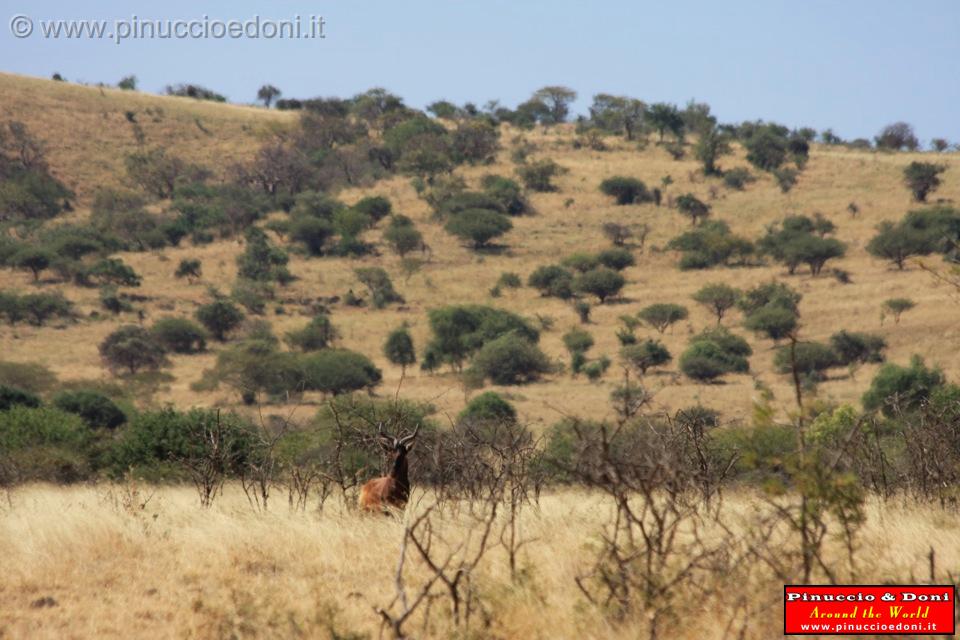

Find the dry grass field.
[
  {"left": 1, "top": 71, "right": 959, "bottom": 428},
  {"left": 1, "top": 484, "right": 958, "bottom": 640}
]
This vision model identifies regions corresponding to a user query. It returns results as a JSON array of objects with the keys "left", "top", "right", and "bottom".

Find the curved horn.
[{"left": 399, "top": 423, "right": 421, "bottom": 446}]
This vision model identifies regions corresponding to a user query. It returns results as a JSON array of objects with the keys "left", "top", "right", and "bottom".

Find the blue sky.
[{"left": 3, "top": 0, "right": 959, "bottom": 143}]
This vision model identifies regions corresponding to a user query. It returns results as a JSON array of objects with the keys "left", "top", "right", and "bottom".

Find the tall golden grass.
[{"left": 1, "top": 484, "right": 958, "bottom": 639}]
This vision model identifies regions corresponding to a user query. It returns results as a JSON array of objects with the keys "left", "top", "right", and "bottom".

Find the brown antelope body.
[{"left": 359, "top": 424, "right": 419, "bottom": 512}]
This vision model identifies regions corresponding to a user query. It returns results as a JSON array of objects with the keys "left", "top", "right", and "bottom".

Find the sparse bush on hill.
[
  {"left": 285, "top": 315, "right": 338, "bottom": 352},
  {"left": 237, "top": 228, "right": 292, "bottom": 284},
  {"left": 459, "top": 391, "right": 517, "bottom": 424},
  {"left": 638, "top": 303, "right": 688, "bottom": 334},
  {"left": 516, "top": 159, "right": 565, "bottom": 192},
  {"left": 883, "top": 297, "right": 915, "bottom": 324},
  {"left": 83, "top": 258, "right": 142, "bottom": 287},
  {"left": 383, "top": 326, "right": 416, "bottom": 374},
  {"left": 875, "top": 121, "right": 919, "bottom": 151},
  {"left": 620, "top": 339, "right": 671, "bottom": 375},
  {"left": 675, "top": 193, "right": 711, "bottom": 226},
  {"left": 744, "top": 305, "right": 798, "bottom": 343},
  {"left": 9, "top": 291, "right": 74, "bottom": 326},
  {"left": 692, "top": 283, "right": 741, "bottom": 325},
  {"left": 481, "top": 175, "right": 528, "bottom": 215},
  {"left": 773, "top": 341, "right": 839, "bottom": 381},
  {"left": 165, "top": 83, "right": 227, "bottom": 102},
  {"left": 866, "top": 221, "right": 937, "bottom": 269},
  {"left": 0, "top": 385, "right": 41, "bottom": 411},
  {"left": 647, "top": 102, "right": 684, "bottom": 142},
  {"left": 383, "top": 215, "right": 423, "bottom": 257},
  {"left": 290, "top": 215, "right": 334, "bottom": 256},
  {"left": 528, "top": 265, "right": 574, "bottom": 299},
  {"left": 52, "top": 390, "right": 126, "bottom": 429},
  {"left": 256, "top": 84, "right": 281, "bottom": 107},
  {"left": 444, "top": 208, "right": 512, "bottom": 249},
  {"left": 470, "top": 332, "right": 552, "bottom": 385},
  {"left": 694, "top": 127, "right": 732, "bottom": 175},
  {"left": 773, "top": 167, "right": 799, "bottom": 193},
  {"left": 174, "top": 258, "right": 202, "bottom": 283},
  {"left": 758, "top": 215, "right": 845, "bottom": 276},
  {"left": 599, "top": 177, "right": 653, "bottom": 205},
  {"left": 425, "top": 305, "right": 539, "bottom": 372},
  {"left": 862, "top": 355, "right": 945, "bottom": 416},
  {"left": 151, "top": 317, "right": 208, "bottom": 354},
  {"left": 666, "top": 221, "right": 754, "bottom": 270},
  {"left": 830, "top": 330, "right": 886, "bottom": 370},
  {"left": 355, "top": 267, "right": 403, "bottom": 309},
  {"left": 722, "top": 167, "right": 755, "bottom": 190},
  {"left": 301, "top": 348, "right": 383, "bottom": 396},
  {"left": 10, "top": 247, "right": 52, "bottom": 281},
  {"left": 352, "top": 195, "right": 392, "bottom": 224},
  {"left": 196, "top": 299, "right": 245, "bottom": 341},
  {"left": 588, "top": 94, "right": 646, "bottom": 140},
  {"left": 562, "top": 327, "right": 594, "bottom": 375},
  {"left": 125, "top": 147, "right": 209, "bottom": 199},
  {"left": 596, "top": 248, "right": 635, "bottom": 271},
  {"left": 99, "top": 325, "right": 168, "bottom": 375},
  {"left": 573, "top": 267, "right": 625, "bottom": 303},
  {"left": 743, "top": 123, "right": 789, "bottom": 171},
  {"left": 679, "top": 327, "right": 751, "bottom": 382},
  {"left": 903, "top": 161, "right": 946, "bottom": 203},
  {"left": 450, "top": 119, "right": 500, "bottom": 165}
]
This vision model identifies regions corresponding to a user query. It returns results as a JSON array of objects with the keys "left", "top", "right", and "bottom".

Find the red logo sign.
[{"left": 784, "top": 585, "right": 956, "bottom": 635}]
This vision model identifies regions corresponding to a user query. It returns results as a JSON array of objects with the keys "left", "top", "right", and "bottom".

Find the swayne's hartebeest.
[{"left": 358, "top": 423, "right": 420, "bottom": 512}]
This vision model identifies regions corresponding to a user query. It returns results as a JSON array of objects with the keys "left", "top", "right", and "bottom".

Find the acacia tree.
[
  {"left": 692, "top": 283, "right": 740, "bottom": 325},
  {"left": 589, "top": 94, "right": 646, "bottom": 140},
  {"left": 694, "top": 127, "right": 732, "bottom": 175},
  {"left": 383, "top": 325, "right": 416, "bottom": 375},
  {"left": 675, "top": 193, "right": 710, "bottom": 226},
  {"left": 532, "top": 86, "right": 577, "bottom": 125},
  {"left": 903, "top": 162, "right": 946, "bottom": 202},
  {"left": 647, "top": 103, "right": 684, "bottom": 142},
  {"left": 875, "top": 122, "right": 919, "bottom": 151},
  {"left": 99, "top": 325, "right": 168, "bottom": 375},
  {"left": 256, "top": 84, "right": 281, "bottom": 107}
]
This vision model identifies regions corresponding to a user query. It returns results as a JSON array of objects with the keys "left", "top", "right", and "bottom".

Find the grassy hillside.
[{"left": 1, "top": 72, "right": 959, "bottom": 429}]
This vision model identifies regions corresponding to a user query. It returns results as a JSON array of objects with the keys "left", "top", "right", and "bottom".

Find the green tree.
[
  {"left": 589, "top": 94, "right": 645, "bottom": 140},
  {"left": 679, "top": 328, "right": 751, "bottom": 382},
  {"left": 382, "top": 215, "right": 423, "bottom": 257},
  {"left": 11, "top": 247, "right": 52, "bottom": 281},
  {"left": 883, "top": 298, "right": 915, "bottom": 324},
  {"left": 301, "top": 349, "right": 382, "bottom": 395},
  {"left": 285, "top": 315, "right": 338, "bottom": 352},
  {"left": 516, "top": 159, "right": 565, "bottom": 192},
  {"left": 174, "top": 258, "right": 202, "bottom": 283},
  {"left": 620, "top": 339, "right": 671, "bottom": 375},
  {"left": 151, "top": 317, "right": 208, "bottom": 353},
  {"left": 355, "top": 267, "right": 404, "bottom": 308},
  {"left": 694, "top": 127, "right": 732, "bottom": 175},
  {"left": 866, "top": 221, "right": 937, "bottom": 269},
  {"left": 527, "top": 265, "right": 574, "bottom": 299},
  {"left": 99, "top": 325, "right": 168, "bottom": 375},
  {"left": 470, "top": 333, "right": 552, "bottom": 385},
  {"left": 237, "top": 227, "right": 291, "bottom": 283},
  {"left": 459, "top": 391, "right": 517, "bottom": 424},
  {"left": 573, "top": 267, "right": 625, "bottom": 303},
  {"left": 638, "top": 303, "right": 689, "bottom": 334},
  {"left": 744, "top": 125, "right": 788, "bottom": 171},
  {"left": 692, "top": 283, "right": 740, "bottom": 325},
  {"left": 383, "top": 326, "right": 416, "bottom": 374},
  {"left": 596, "top": 248, "right": 635, "bottom": 271},
  {"left": 562, "top": 327, "right": 594, "bottom": 375},
  {"left": 675, "top": 193, "right": 710, "bottom": 226},
  {"left": 875, "top": 122, "right": 919, "bottom": 151},
  {"left": 744, "top": 305, "right": 798, "bottom": 343},
  {"left": 444, "top": 209, "right": 512, "bottom": 249},
  {"left": 599, "top": 177, "right": 652, "bottom": 205},
  {"left": 830, "top": 331, "right": 886, "bottom": 368},
  {"left": 773, "top": 342, "right": 839, "bottom": 380},
  {"left": 256, "top": 84, "right": 281, "bottom": 107},
  {"left": 53, "top": 390, "right": 126, "bottom": 429},
  {"left": 425, "top": 305, "right": 538, "bottom": 371},
  {"left": 647, "top": 103, "right": 684, "bottom": 142},
  {"left": 196, "top": 299, "right": 245, "bottom": 341},
  {"left": 290, "top": 216, "right": 334, "bottom": 256},
  {"left": 903, "top": 161, "right": 947, "bottom": 202},
  {"left": 532, "top": 86, "right": 577, "bottom": 124},
  {"left": 862, "top": 356, "right": 944, "bottom": 416}
]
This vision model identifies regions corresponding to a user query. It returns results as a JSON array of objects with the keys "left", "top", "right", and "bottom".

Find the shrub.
[
  {"left": 862, "top": 356, "right": 945, "bottom": 416},
  {"left": 830, "top": 331, "right": 886, "bottom": 367},
  {"left": 573, "top": 267, "right": 625, "bottom": 303},
  {"left": 744, "top": 125, "right": 789, "bottom": 171},
  {"left": 352, "top": 196, "right": 392, "bottom": 223},
  {"left": 739, "top": 281, "right": 801, "bottom": 315},
  {"left": 528, "top": 265, "right": 574, "bottom": 299},
  {"left": 383, "top": 217, "right": 423, "bottom": 257},
  {"left": 290, "top": 215, "right": 334, "bottom": 256},
  {"left": 231, "top": 279, "right": 273, "bottom": 315},
  {"left": 875, "top": 122, "right": 919, "bottom": 151},
  {"left": 174, "top": 258, "right": 202, "bottom": 282},
  {"left": 903, "top": 162, "right": 946, "bottom": 202},
  {"left": 151, "top": 317, "right": 208, "bottom": 353},
  {"left": 883, "top": 297, "right": 915, "bottom": 324},
  {"left": 285, "top": 315, "right": 338, "bottom": 351},
  {"left": 679, "top": 327, "right": 751, "bottom": 382},
  {"left": 638, "top": 303, "right": 689, "bottom": 333},
  {"left": 601, "top": 222, "right": 633, "bottom": 246},
  {"left": 0, "top": 360, "right": 57, "bottom": 394},
  {"left": 773, "top": 342, "right": 839, "bottom": 380},
  {"left": 481, "top": 175, "right": 528, "bottom": 215},
  {"left": 666, "top": 221, "right": 754, "bottom": 270},
  {"left": 562, "top": 252, "right": 601, "bottom": 273},
  {"left": 425, "top": 305, "right": 539, "bottom": 371},
  {"left": 444, "top": 209, "right": 512, "bottom": 248},
  {"left": 11, "top": 247, "right": 52, "bottom": 281},
  {"left": 0, "top": 406, "right": 90, "bottom": 481},
  {"left": 599, "top": 177, "right": 652, "bottom": 205},
  {"left": 743, "top": 305, "right": 798, "bottom": 342},
  {"left": 692, "top": 283, "right": 740, "bottom": 324},
  {"left": 383, "top": 326, "right": 416, "bottom": 373},
  {"left": 516, "top": 159, "right": 565, "bottom": 192},
  {"left": 866, "top": 221, "right": 938, "bottom": 269},
  {"left": 620, "top": 340, "right": 671, "bottom": 375},
  {"left": 470, "top": 333, "right": 552, "bottom": 385},
  {"left": 596, "top": 248, "right": 635, "bottom": 271},
  {"left": 52, "top": 390, "right": 126, "bottom": 429},
  {"left": 675, "top": 193, "right": 710, "bottom": 225},
  {"left": 563, "top": 327, "right": 594, "bottom": 374},
  {"left": 773, "top": 168, "right": 799, "bottom": 193},
  {"left": 0, "top": 385, "right": 41, "bottom": 411},
  {"left": 459, "top": 391, "right": 516, "bottom": 424},
  {"left": 99, "top": 325, "right": 168, "bottom": 375},
  {"left": 722, "top": 167, "right": 755, "bottom": 190},
  {"left": 301, "top": 349, "right": 382, "bottom": 395},
  {"left": 497, "top": 272, "right": 522, "bottom": 289},
  {"left": 355, "top": 267, "right": 404, "bottom": 308},
  {"left": 196, "top": 299, "right": 245, "bottom": 341},
  {"left": 237, "top": 228, "right": 291, "bottom": 283}
]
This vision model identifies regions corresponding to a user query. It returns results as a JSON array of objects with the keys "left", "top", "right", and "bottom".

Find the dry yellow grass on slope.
[
  {"left": 0, "top": 484, "right": 958, "bottom": 639},
  {"left": 0, "top": 73, "right": 959, "bottom": 427}
]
